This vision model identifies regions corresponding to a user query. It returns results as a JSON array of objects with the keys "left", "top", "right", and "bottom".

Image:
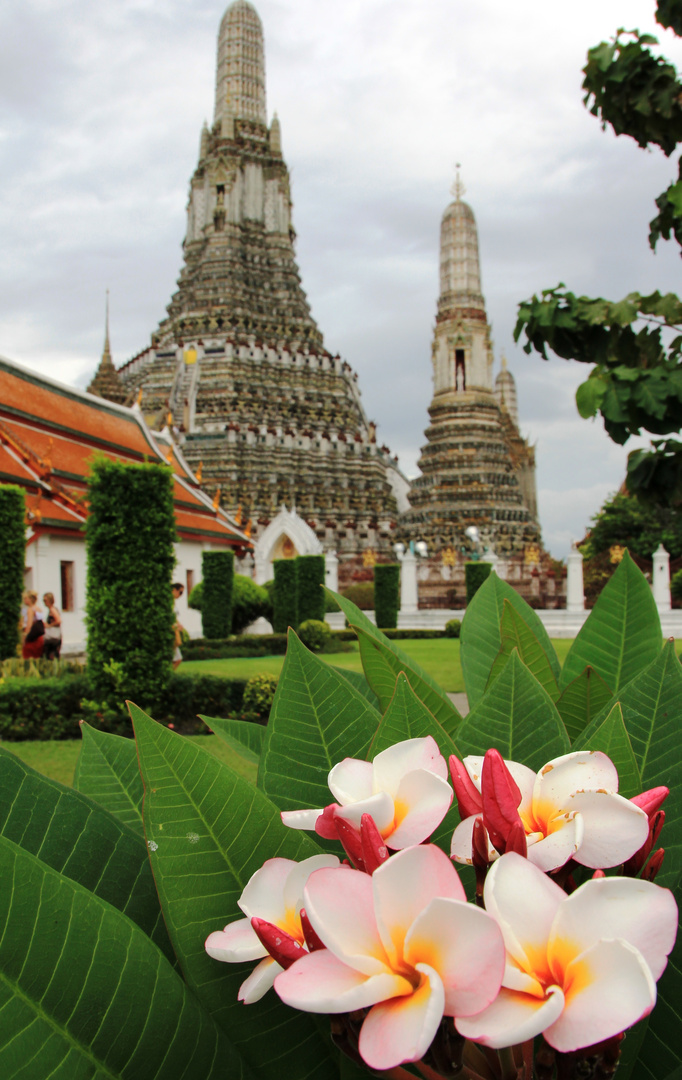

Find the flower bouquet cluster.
[{"left": 0, "top": 552, "right": 679, "bottom": 1080}]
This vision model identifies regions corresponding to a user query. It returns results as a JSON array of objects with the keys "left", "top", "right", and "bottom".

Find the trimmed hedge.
[
  {"left": 202, "top": 550, "right": 235, "bottom": 639},
  {"left": 86, "top": 459, "right": 176, "bottom": 707},
  {"left": 444, "top": 619, "right": 462, "bottom": 639},
  {"left": 297, "top": 554, "right": 326, "bottom": 623},
  {"left": 298, "top": 619, "right": 331, "bottom": 652},
  {"left": 0, "top": 671, "right": 248, "bottom": 741},
  {"left": 465, "top": 561, "right": 493, "bottom": 605},
  {"left": 188, "top": 575, "right": 272, "bottom": 633},
  {"left": 273, "top": 559, "right": 297, "bottom": 633},
  {"left": 0, "top": 485, "right": 25, "bottom": 661},
  {"left": 340, "top": 582, "right": 374, "bottom": 610},
  {"left": 374, "top": 563, "right": 400, "bottom": 629}
]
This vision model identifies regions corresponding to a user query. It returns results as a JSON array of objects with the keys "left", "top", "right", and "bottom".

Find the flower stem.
[{"left": 497, "top": 1046, "right": 518, "bottom": 1080}]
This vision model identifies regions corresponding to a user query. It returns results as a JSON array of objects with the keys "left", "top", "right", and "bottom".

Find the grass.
[
  {"left": 183, "top": 638, "right": 576, "bottom": 694},
  {"left": 3, "top": 733, "right": 257, "bottom": 788}
]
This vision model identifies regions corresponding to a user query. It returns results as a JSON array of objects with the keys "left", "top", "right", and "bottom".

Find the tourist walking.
[
  {"left": 21, "top": 591, "right": 45, "bottom": 659},
  {"left": 172, "top": 582, "right": 185, "bottom": 670},
  {"left": 42, "top": 592, "right": 62, "bottom": 660}
]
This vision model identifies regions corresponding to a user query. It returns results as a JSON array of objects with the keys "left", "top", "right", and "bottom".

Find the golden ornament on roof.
[
  {"left": 610, "top": 544, "right": 626, "bottom": 564},
  {"left": 363, "top": 548, "right": 377, "bottom": 568}
]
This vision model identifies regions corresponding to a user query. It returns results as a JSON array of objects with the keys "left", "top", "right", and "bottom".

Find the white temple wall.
[{"left": 243, "top": 163, "right": 264, "bottom": 222}]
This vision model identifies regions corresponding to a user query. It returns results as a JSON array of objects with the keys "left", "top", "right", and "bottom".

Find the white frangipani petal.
[
  {"left": 545, "top": 939, "right": 656, "bottom": 1052},
  {"left": 359, "top": 963, "right": 445, "bottom": 1070},
  {"left": 533, "top": 751, "right": 620, "bottom": 810},
  {"left": 456, "top": 985, "right": 565, "bottom": 1048},
  {"left": 328, "top": 758, "right": 374, "bottom": 804},
  {"left": 485, "top": 853, "right": 565, "bottom": 975},
  {"left": 334, "top": 791, "right": 395, "bottom": 834},
  {"left": 238, "top": 956, "right": 281, "bottom": 1004},
  {"left": 280, "top": 807, "right": 324, "bottom": 831},
  {"left": 525, "top": 813, "right": 583, "bottom": 873},
  {"left": 564, "top": 789, "right": 648, "bottom": 868},
  {"left": 450, "top": 813, "right": 497, "bottom": 865},
  {"left": 372, "top": 736, "right": 448, "bottom": 796},
  {"left": 275, "top": 949, "right": 410, "bottom": 1014},
  {"left": 550, "top": 877, "right": 679, "bottom": 982},
  {"left": 303, "top": 866, "right": 392, "bottom": 977},
  {"left": 386, "top": 769, "right": 453, "bottom": 848},
  {"left": 205, "top": 921, "right": 266, "bottom": 963},
  {"left": 283, "top": 854, "right": 340, "bottom": 915},
  {"left": 239, "top": 857, "right": 292, "bottom": 922}
]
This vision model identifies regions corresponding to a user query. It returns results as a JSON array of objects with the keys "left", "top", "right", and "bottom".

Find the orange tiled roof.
[{"left": 0, "top": 356, "right": 249, "bottom": 548}]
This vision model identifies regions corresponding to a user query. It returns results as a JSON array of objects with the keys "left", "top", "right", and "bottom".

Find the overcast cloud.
[{"left": 1, "top": 0, "right": 681, "bottom": 557}]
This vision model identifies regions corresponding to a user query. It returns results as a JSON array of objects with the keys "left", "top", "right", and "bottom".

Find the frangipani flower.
[
  {"left": 450, "top": 750, "right": 649, "bottom": 872},
  {"left": 282, "top": 736, "right": 453, "bottom": 851},
  {"left": 456, "top": 853, "right": 678, "bottom": 1052},
  {"left": 205, "top": 853, "right": 339, "bottom": 1002},
  {"left": 275, "top": 845, "right": 505, "bottom": 1071}
]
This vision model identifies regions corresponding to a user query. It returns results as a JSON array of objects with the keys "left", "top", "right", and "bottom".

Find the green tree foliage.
[
  {"left": 272, "top": 559, "right": 297, "bottom": 633},
  {"left": 201, "top": 550, "right": 234, "bottom": 639},
  {"left": 465, "top": 561, "right": 493, "bottom": 605},
  {"left": 188, "top": 576, "right": 271, "bottom": 633},
  {"left": 0, "top": 485, "right": 25, "bottom": 661},
  {"left": 374, "top": 563, "right": 400, "bottom": 629},
  {"left": 86, "top": 459, "right": 176, "bottom": 707},
  {"left": 296, "top": 554, "right": 325, "bottom": 624},
  {"left": 514, "top": 0, "right": 682, "bottom": 508},
  {"left": 582, "top": 490, "right": 682, "bottom": 559}
]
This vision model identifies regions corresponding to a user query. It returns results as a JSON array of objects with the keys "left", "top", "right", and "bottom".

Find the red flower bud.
[
  {"left": 449, "top": 755, "right": 483, "bottom": 819},
  {"left": 360, "top": 813, "right": 389, "bottom": 874},
  {"left": 314, "top": 803, "right": 341, "bottom": 840},
  {"left": 504, "top": 818, "right": 528, "bottom": 857},
  {"left": 334, "top": 816, "right": 366, "bottom": 872},
  {"left": 299, "top": 908, "right": 325, "bottom": 952},
  {"left": 630, "top": 786, "right": 668, "bottom": 818},
  {"left": 481, "top": 749, "right": 523, "bottom": 854},
  {"left": 642, "top": 848, "right": 664, "bottom": 882},
  {"left": 624, "top": 810, "right": 666, "bottom": 877},
  {"left": 251, "top": 918, "right": 306, "bottom": 969},
  {"left": 471, "top": 817, "right": 491, "bottom": 870}
]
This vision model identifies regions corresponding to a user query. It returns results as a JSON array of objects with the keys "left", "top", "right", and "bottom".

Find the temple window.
[
  {"left": 186, "top": 569, "right": 195, "bottom": 594},
  {"left": 60, "top": 561, "right": 75, "bottom": 611},
  {"left": 455, "top": 349, "right": 466, "bottom": 391}
]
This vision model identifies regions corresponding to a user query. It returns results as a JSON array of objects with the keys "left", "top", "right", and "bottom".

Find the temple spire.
[
  {"left": 87, "top": 290, "right": 127, "bottom": 405},
  {"left": 451, "top": 163, "right": 466, "bottom": 202},
  {"left": 102, "top": 289, "right": 112, "bottom": 364},
  {"left": 214, "top": 0, "right": 267, "bottom": 131}
]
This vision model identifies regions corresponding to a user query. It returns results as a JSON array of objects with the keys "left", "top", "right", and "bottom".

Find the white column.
[
  {"left": 400, "top": 549, "right": 419, "bottom": 614},
  {"left": 325, "top": 550, "right": 338, "bottom": 593},
  {"left": 652, "top": 543, "right": 672, "bottom": 613},
  {"left": 566, "top": 542, "right": 585, "bottom": 613}
]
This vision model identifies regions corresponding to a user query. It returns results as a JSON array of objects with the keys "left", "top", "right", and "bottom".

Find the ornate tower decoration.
[
  {"left": 112, "top": 0, "right": 407, "bottom": 579},
  {"left": 401, "top": 172, "right": 540, "bottom": 556},
  {"left": 87, "top": 291, "right": 127, "bottom": 406}
]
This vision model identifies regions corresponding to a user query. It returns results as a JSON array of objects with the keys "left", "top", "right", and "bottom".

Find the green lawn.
[
  {"left": 3, "top": 733, "right": 257, "bottom": 788},
  {"left": 183, "top": 638, "right": 575, "bottom": 694}
]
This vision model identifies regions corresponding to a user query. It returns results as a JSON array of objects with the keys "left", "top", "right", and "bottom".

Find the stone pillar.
[
  {"left": 652, "top": 543, "right": 672, "bottom": 613},
  {"left": 325, "top": 550, "right": 338, "bottom": 593},
  {"left": 400, "top": 549, "right": 419, "bottom": 614},
  {"left": 566, "top": 542, "right": 585, "bottom": 613}
]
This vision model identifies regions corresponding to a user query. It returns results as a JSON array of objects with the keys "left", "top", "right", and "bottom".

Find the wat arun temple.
[{"left": 88, "top": 0, "right": 543, "bottom": 600}]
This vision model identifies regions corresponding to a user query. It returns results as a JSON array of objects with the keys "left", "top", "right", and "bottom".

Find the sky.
[{"left": 1, "top": 0, "right": 681, "bottom": 558}]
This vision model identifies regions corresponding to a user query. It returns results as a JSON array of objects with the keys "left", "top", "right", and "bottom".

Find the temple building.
[
  {"left": 96, "top": 0, "right": 407, "bottom": 584},
  {"left": 399, "top": 174, "right": 540, "bottom": 565}
]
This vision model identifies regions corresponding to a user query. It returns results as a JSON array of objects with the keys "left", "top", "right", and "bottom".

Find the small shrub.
[
  {"left": 202, "top": 550, "right": 235, "bottom": 639},
  {"left": 231, "top": 575, "right": 272, "bottom": 633},
  {"left": 297, "top": 555, "right": 326, "bottom": 623},
  {"left": 188, "top": 581, "right": 203, "bottom": 610},
  {"left": 444, "top": 619, "right": 461, "bottom": 638},
  {"left": 374, "top": 563, "right": 400, "bottom": 629},
  {"left": 340, "top": 582, "right": 374, "bottom": 610},
  {"left": 670, "top": 567, "right": 682, "bottom": 601},
  {"left": 242, "top": 673, "right": 278, "bottom": 719},
  {"left": 273, "top": 559, "right": 298, "bottom": 633},
  {"left": 0, "top": 485, "right": 25, "bottom": 661},
  {"left": 465, "top": 561, "right": 493, "bottom": 605},
  {"left": 298, "top": 619, "right": 331, "bottom": 652}
]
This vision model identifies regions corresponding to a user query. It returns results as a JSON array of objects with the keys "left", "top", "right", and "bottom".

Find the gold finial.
[
  {"left": 501, "top": 352, "right": 508, "bottom": 371},
  {"left": 212, "top": 488, "right": 221, "bottom": 511},
  {"left": 244, "top": 518, "right": 252, "bottom": 539},
  {"left": 167, "top": 411, "right": 173, "bottom": 428},
  {"left": 450, "top": 163, "right": 466, "bottom": 201},
  {"left": 136, "top": 387, "right": 143, "bottom": 406},
  {"left": 165, "top": 444, "right": 174, "bottom": 464},
  {"left": 234, "top": 504, "right": 243, "bottom": 525},
  {"left": 195, "top": 461, "right": 203, "bottom": 484}
]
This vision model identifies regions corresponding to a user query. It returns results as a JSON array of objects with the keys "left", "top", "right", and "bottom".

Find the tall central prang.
[{"left": 111, "top": 0, "right": 406, "bottom": 580}]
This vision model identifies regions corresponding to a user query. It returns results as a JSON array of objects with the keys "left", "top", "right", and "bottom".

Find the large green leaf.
[
  {"left": 201, "top": 715, "right": 265, "bottom": 764},
  {"left": 329, "top": 666, "right": 380, "bottom": 709},
  {"left": 582, "top": 640, "right": 682, "bottom": 889},
  {"left": 560, "top": 551, "right": 662, "bottom": 692},
  {"left": 0, "top": 834, "right": 249, "bottom": 1080},
  {"left": 635, "top": 880, "right": 682, "bottom": 1079},
  {"left": 0, "top": 745, "right": 173, "bottom": 963},
  {"left": 73, "top": 722, "right": 144, "bottom": 831},
  {"left": 258, "top": 630, "right": 380, "bottom": 812},
  {"left": 327, "top": 588, "right": 462, "bottom": 731},
  {"left": 556, "top": 666, "right": 614, "bottom": 742},
  {"left": 130, "top": 703, "right": 339, "bottom": 1080},
  {"left": 369, "top": 672, "right": 461, "bottom": 855},
  {"left": 574, "top": 702, "right": 641, "bottom": 799},
  {"left": 455, "top": 651, "right": 570, "bottom": 771},
  {"left": 460, "top": 573, "right": 560, "bottom": 710},
  {"left": 487, "top": 600, "right": 560, "bottom": 701}
]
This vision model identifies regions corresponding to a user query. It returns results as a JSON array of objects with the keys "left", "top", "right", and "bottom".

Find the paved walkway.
[{"left": 448, "top": 692, "right": 469, "bottom": 716}]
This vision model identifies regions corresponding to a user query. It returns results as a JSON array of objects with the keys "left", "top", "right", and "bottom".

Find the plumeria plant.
[{"left": 0, "top": 552, "right": 679, "bottom": 1080}]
